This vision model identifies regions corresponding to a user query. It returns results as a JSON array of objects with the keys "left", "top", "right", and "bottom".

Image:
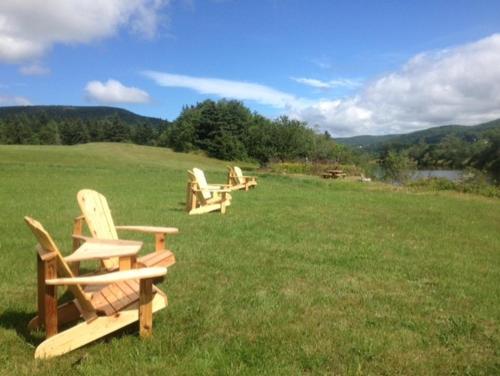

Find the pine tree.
[
  {"left": 38, "top": 121, "right": 61, "bottom": 144},
  {"left": 103, "top": 116, "right": 130, "bottom": 142}
]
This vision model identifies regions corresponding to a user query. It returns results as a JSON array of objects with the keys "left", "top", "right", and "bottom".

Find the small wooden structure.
[
  {"left": 24, "top": 217, "right": 168, "bottom": 359},
  {"left": 227, "top": 166, "right": 257, "bottom": 191},
  {"left": 321, "top": 169, "right": 347, "bottom": 179},
  {"left": 75, "top": 189, "right": 178, "bottom": 271},
  {"left": 186, "top": 168, "right": 232, "bottom": 215}
]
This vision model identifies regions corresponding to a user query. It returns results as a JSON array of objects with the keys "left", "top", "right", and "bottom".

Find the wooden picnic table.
[{"left": 321, "top": 169, "right": 347, "bottom": 179}]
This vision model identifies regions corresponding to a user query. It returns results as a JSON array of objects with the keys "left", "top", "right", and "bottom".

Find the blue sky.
[{"left": 1, "top": 0, "right": 500, "bottom": 136}]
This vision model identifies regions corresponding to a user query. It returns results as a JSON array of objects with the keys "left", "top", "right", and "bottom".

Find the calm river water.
[{"left": 410, "top": 170, "right": 463, "bottom": 181}]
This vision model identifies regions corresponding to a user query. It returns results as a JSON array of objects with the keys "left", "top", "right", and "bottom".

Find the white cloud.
[
  {"left": 291, "top": 77, "right": 362, "bottom": 90},
  {"left": 144, "top": 34, "right": 500, "bottom": 136},
  {"left": 143, "top": 70, "right": 305, "bottom": 109},
  {"left": 0, "top": 95, "right": 32, "bottom": 106},
  {"left": 19, "top": 63, "right": 50, "bottom": 76},
  {"left": 0, "top": 0, "right": 169, "bottom": 63},
  {"left": 293, "top": 34, "right": 500, "bottom": 136},
  {"left": 85, "top": 79, "right": 151, "bottom": 104},
  {"left": 291, "top": 77, "right": 331, "bottom": 90}
]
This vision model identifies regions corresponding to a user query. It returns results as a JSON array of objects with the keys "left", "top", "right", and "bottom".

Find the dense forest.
[
  {"left": 0, "top": 106, "right": 167, "bottom": 127},
  {"left": 0, "top": 106, "right": 167, "bottom": 146}
]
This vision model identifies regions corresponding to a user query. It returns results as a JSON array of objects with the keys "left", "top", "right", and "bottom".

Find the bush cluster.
[{"left": 158, "top": 99, "right": 357, "bottom": 165}]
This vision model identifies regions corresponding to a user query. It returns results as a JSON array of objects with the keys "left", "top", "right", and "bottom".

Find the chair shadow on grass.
[
  {"left": 167, "top": 202, "right": 186, "bottom": 212},
  {"left": 0, "top": 289, "right": 77, "bottom": 347},
  {"left": 0, "top": 307, "right": 140, "bottom": 355},
  {"left": 0, "top": 309, "right": 41, "bottom": 346}
]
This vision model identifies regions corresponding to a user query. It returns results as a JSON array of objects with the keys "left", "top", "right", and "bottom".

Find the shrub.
[{"left": 379, "top": 150, "right": 417, "bottom": 183}]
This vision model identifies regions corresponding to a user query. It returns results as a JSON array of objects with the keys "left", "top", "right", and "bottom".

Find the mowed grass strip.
[{"left": 0, "top": 143, "right": 499, "bottom": 375}]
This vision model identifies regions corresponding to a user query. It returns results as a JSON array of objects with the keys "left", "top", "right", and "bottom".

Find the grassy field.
[{"left": 0, "top": 143, "right": 499, "bottom": 375}]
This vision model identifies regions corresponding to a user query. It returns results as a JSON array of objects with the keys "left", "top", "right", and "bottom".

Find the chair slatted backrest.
[
  {"left": 77, "top": 189, "right": 120, "bottom": 270},
  {"left": 24, "top": 217, "right": 95, "bottom": 313},
  {"left": 192, "top": 168, "right": 212, "bottom": 200},
  {"left": 77, "top": 189, "right": 119, "bottom": 240},
  {"left": 233, "top": 166, "right": 245, "bottom": 185}
]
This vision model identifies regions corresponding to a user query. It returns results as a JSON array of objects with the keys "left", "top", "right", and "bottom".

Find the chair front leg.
[{"left": 139, "top": 278, "right": 153, "bottom": 337}]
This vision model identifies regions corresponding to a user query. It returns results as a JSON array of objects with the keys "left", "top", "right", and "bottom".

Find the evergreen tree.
[
  {"left": 38, "top": 120, "right": 61, "bottom": 144},
  {"left": 0, "top": 120, "right": 7, "bottom": 144},
  {"left": 103, "top": 116, "right": 130, "bottom": 142},
  {"left": 59, "top": 120, "right": 90, "bottom": 145},
  {"left": 4, "top": 117, "right": 33, "bottom": 144},
  {"left": 132, "top": 123, "right": 155, "bottom": 145},
  {"left": 87, "top": 120, "right": 104, "bottom": 142}
]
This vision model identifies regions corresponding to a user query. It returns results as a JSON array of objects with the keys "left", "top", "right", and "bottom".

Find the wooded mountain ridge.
[
  {"left": 0, "top": 105, "right": 168, "bottom": 128},
  {"left": 336, "top": 118, "right": 500, "bottom": 150}
]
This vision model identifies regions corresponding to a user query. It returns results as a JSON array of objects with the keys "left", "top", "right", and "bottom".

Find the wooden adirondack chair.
[
  {"left": 186, "top": 168, "right": 232, "bottom": 215},
  {"left": 24, "top": 217, "right": 168, "bottom": 359},
  {"left": 227, "top": 166, "right": 257, "bottom": 191},
  {"left": 74, "top": 189, "right": 178, "bottom": 272}
]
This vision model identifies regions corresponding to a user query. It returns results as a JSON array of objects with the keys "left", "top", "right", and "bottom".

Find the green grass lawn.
[{"left": 1, "top": 143, "right": 499, "bottom": 375}]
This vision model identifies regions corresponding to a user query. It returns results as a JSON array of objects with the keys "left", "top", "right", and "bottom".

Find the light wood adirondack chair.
[
  {"left": 227, "top": 166, "right": 257, "bottom": 191},
  {"left": 24, "top": 217, "right": 168, "bottom": 359},
  {"left": 74, "top": 189, "right": 178, "bottom": 272},
  {"left": 186, "top": 168, "right": 232, "bottom": 215}
]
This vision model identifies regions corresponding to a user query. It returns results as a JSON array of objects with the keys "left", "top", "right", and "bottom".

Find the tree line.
[
  {"left": 0, "top": 114, "right": 161, "bottom": 146},
  {"left": 0, "top": 99, "right": 357, "bottom": 165}
]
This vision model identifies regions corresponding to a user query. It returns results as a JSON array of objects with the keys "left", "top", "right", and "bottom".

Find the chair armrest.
[
  {"left": 46, "top": 267, "right": 167, "bottom": 286},
  {"left": 194, "top": 187, "right": 230, "bottom": 193},
  {"left": 207, "top": 184, "right": 231, "bottom": 188},
  {"left": 71, "top": 234, "right": 143, "bottom": 246},
  {"left": 115, "top": 225, "right": 179, "bottom": 235},
  {"left": 65, "top": 238, "right": 143, "bottom": 262}
]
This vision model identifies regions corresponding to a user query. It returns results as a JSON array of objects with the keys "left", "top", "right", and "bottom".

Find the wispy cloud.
[
  {"left": 85, "top": 79, "right": 151, "bottom": 104},
  {"left": 19, "top": 63, "right": 50, "bottom": 76},
  {"left": 291, "top": 77, "right": 331, "bottom": 89},
  {"left": 143, "top": 70, "right": 306, "bottom": 109},
  {"left": 291, "top": 77, "right": 362, "bottom": 90},
  {"left": 0, "top": 95, "right": 32, "bottom": 106},
  {"left": 0, "top": 0, "right": 170, "bottom": 63}
]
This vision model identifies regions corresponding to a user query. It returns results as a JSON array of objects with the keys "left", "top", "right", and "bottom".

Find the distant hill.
[
  {"left": 0, "top": 105, "right": 168, "bottom": 128},
  {"left": 336, "top": 118, "right": 500, "bottom": 150}
]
